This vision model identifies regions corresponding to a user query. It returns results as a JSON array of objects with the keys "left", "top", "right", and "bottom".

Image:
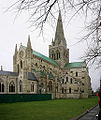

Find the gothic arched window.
[
  {"left": 56, "top": 86, "right": 58, "bottom": 92},
  {"left": 69, "top": 88, "right": 71, "bottom": 94},
  {"left": 51, "top": 50, "right": 54, "bottom": 59},
  {"left": 62, "top": 87, "right": 64, "bottom": 93},
  {"left": 49, "top": 81, "right": 52, "bottom": 92},
  {"left": 59, "top": 52, "right": 60, "bottom": 58},
  {"left": 57, "top": 53, "right": 58, "bottom": 60},
  {"left": 62, "top": 79, "right": 64, "bottom": 84},
  {"left": 17, "top": 64, "right": 19, "bottom": 73},
  {"left": 54, "top": 54, "right": 55, "bottom": 60},
  {"left": 9, "top": 82, "right": 15, "bottom": 92},
  {"left": 0, "top": 82, "right": 4, "bottom": 92},
  {"left": 52, "top": 54, "right": 54, "bottom": 59},
  {"left": 76, "top": 72, "right": 78, "bottom": 77},
  {"left": 2, "top": 84, "right": 4, "bottom": 92},
  {"left": 65, "top": 89, "right": 67, "bottom": 93},
  {"left": 56, "top": 50, "right": 60, "bottom": 60},
  {"left": 31, "top": 82, "right": 34, "bottom": 92},
  {"left": 19, "top": 80, "right": 22, "bottom": 92},
  {"left": 20, "top": 60, "right": 23, "bottom": 69},
  {"left": 66, "top": 77, "right": 68, "bottom": 82},
  {"left": 70, "top": 78, "right": 73, "bottom": 84},
  {"left": 35, "top": 63, "right": 38, "bottom": 66}
]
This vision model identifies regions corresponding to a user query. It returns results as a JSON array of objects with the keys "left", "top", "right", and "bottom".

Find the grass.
[{"left": 0, "top": 97, "right": 97, "bottom": 120}]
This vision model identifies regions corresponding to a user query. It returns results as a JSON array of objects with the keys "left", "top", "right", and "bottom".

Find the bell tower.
[{"left": 49, "top": 11, "right": 69, "bottom": 68}]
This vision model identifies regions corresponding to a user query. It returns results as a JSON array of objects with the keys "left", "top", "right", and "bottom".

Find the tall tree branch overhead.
[{"left": 8, "top": 0, "right": 101, "bottom": 67}]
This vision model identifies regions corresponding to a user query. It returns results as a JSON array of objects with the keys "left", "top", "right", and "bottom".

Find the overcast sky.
[{"left": 0, "top": 0, "right": 101, "bottom": 92}]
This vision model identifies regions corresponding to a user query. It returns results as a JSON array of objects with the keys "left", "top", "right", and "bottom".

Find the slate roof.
[
  {"left": 64, "top": 62, "right": 83, "bottom": 68},
  {"left": 0, "top": 70, "right": 18, "bottom": 76},
  {"left": 0, "top": 70, "right": 37, "bottom": 81},
  {"left": 22, "top": 46, "right": 58, "bottom": 67},
  {"left": 28, "top": 72, "right": 37, "bottom": 81}
]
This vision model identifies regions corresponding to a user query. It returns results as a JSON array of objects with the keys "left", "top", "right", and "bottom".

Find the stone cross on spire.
[{"left": 54, "top": 11, "right": 67, "bottom": 47}]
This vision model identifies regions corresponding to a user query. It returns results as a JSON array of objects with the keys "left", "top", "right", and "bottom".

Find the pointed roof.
[
  {"left": 54, "top": 11, "right": 66, "bottom": 46},
  {"left": 27, "top": 35, "right": 32, "bottom": 49},
  {"left": 14, "top": 44, "right": 17, "bottom": 55}
]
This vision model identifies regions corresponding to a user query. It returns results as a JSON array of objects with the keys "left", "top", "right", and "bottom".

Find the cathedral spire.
[
  {"left": 49, "top": 11, "right": 69, "bottom": 67},
  {"left": 27, "top": 35, "right": 32, "bottom": 49},
  {"left": 54, "top": 11, "right": 66, "bottom": 47}
]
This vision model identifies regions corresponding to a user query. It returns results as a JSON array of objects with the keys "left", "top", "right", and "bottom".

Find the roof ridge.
[
  {"left": 0, "top": 70, "right": 18, "bottom": 76},
  {"left": 64, "top": 62, "right": 83, "bottom": 68}
]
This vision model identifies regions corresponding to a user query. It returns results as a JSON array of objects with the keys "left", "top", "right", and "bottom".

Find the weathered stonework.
[{"left": 0, "top": 12, "right": 92, "bottom": 99}]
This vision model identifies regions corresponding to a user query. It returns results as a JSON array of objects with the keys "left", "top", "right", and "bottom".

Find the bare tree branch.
[{"left": 6, "top": 0, "right": 101, "bottom": 67}]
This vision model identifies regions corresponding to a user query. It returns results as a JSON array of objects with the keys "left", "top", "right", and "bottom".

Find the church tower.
[{"left": 49, "top": 11, "right": 69, "bottom": 68}]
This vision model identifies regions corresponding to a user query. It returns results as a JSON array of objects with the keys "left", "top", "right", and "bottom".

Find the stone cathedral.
[{"left": 0, "top": 12, "right": 92, "bottom": 99}]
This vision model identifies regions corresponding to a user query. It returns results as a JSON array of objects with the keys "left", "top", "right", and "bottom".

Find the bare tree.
[{"left": 8, "top": 0, "right": 101, "bottom": 66}]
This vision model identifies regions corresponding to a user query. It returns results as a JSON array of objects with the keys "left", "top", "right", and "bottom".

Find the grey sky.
[{"left": 0, "top": 0, "right": 100, "bottom": 92}]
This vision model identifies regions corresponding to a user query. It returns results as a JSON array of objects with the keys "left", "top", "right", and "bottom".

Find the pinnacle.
[
  {"left": 15, "top": 44, "right": 17, "bottom": 54},
  {"left": 28, "top": 35, "right": 30, "bottom": 41},
  {"left": 27, "top": 35, "right": 32, "bottom": 49}
]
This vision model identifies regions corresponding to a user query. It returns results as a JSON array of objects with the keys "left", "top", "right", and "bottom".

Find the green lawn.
[{"left": 0, "top": 97, "right": 97, "bottom": 120}]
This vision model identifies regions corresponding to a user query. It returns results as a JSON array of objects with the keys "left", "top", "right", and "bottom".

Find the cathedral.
[{"left": 0, "top": 12, "right": 92, "bottom": 99}]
